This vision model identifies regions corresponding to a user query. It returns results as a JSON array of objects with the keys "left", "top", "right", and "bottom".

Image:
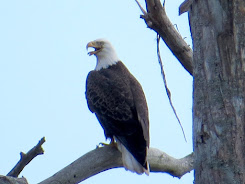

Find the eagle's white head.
[{"left": 86, "top": 39, "right": 120, "bottom": 71}]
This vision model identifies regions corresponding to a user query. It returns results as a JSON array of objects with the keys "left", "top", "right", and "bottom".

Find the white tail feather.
[{"left": 115, "top": 137, "right": 149, "bottom": 175}]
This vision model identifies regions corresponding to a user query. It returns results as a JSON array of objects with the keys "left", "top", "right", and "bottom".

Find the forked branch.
[
  {"left": 7, "top": 137, "right": 45, "bottom": 177},
  {"left": 135, "top": 0, "right": 193, "bottom": 76}
]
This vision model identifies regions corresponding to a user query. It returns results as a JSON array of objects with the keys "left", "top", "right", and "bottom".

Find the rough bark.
[
  {"left": 0, "top": 175, "right": 28, "bottom": 184},
  {"left": 138, "top": 0, "right": 194, "bottom": 75},
  {"left": 190, "top": 0, "right": 245, "bottom": 183},
  {"left": 39, "top": 146, "right": 194, "bottom": 184}
]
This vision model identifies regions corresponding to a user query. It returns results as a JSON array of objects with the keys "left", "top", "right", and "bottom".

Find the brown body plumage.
[{"left": 86, "top": 39, "right": 150, "bottom": 174}]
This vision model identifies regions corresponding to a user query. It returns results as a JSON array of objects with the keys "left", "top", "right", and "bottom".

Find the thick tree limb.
[
  {"left": 7, "top": 137, "right": 45, "bottom": 177},
  {"left": 148, "top": 147, "right": 194, "bottom": 177},
  {"left": 0, "top": 175, "right": 28, "bottom": 184},
  {"left": 39, "top": 146, "right": 194, "bottom": 184},
  {"left": 136, "top": 0, "right": 193, "bottom": 76}
]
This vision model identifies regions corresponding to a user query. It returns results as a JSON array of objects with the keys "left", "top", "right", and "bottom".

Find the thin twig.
[
  {"left": 174, "top": 24, "right": 180, "bottom": 33},
  {"left": 163, "top": 0, "right": 166, "bottom": 7},
  {"left": 135, "top": 0, "right": 147, "bottom": 15},
  {"left": 156, "top": 35, "right": 187, "bottom": 142},
  {"left": 7, "top": 137, "right": 46, "bottom": 177}
]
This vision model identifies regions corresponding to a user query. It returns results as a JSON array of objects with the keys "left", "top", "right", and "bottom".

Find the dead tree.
[
  {"left": 4, "top": 0, "right": 245, "bottom": 183},
  {"left": 190, "top": 0, "right": 245, "bottom": 183},
  {"left": 141, "top": 0, "right": 245, "bottom": 183}
]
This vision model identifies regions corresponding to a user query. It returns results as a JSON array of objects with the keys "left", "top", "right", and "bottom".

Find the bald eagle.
[{"left": 85, "top": 39, "right": 150, "bottom": 175}]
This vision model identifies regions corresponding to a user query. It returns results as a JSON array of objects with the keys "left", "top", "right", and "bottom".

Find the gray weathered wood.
[
  {"left": 179, "top": 0, "right": 193, "bottom": 15},
  {"left": 138, "top": 0, "right": 194, "bottom": 75},
  {"left": 0, "top": 175, "right": 28, "bottom": 184},
  {"left": 190, "top": 0, "right": 245, "bottom": 183},
  {"left": 39, "top": 146, "right": 194, "bottom": 184},
  {"left": 7, "top": 137, "right": 45, "bottom": 177}
]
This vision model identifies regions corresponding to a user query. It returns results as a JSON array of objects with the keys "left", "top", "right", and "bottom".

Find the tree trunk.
[{"left": 190, "top": 0, "right": 245, "bottom": 183}]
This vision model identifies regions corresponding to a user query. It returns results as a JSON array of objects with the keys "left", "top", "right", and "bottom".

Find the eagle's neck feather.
[{"left": 95, "top": 50, "right": 119, "bottom": 70}]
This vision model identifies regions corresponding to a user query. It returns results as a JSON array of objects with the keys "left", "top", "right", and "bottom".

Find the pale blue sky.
[{"left": 0, "top": 0, "right": 193, "bottom": 183}]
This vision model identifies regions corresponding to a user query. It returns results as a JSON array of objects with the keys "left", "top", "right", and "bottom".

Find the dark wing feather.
[
  {"left": 85, "top": 61, "right": 149, "bottom": 168},
  {"left": 128, "top": 71, "right": 150, "bottom": 147},
  {"left": 86, "top": 67, "right": 134, "bottom": 122}
]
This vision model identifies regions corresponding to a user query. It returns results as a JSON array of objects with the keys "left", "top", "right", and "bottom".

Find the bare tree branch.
[
  {"left": 135, "top": 0, "right": 147, "bottom": 15},
  {"left": 148, "top": 148, "right": 194, "bottom": 177},
  {"left": 7, "top": 137, "right": 45, "bottom": 177},
  {"left": 0, "top": 175, "right": 28, "bottom": 184},
  {"left": 137, "top": 0, "right": 193, "bottom": 76},
  {"left": 39, "top": 146, "right": 194, "bottom": 184},
  {"left": 179, "top": 0, "right": 193, "bottom": 15}
]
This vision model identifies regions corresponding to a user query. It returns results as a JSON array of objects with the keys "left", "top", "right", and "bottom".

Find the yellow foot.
[{"left": 96, "top": 138, "right": 117, "bottom": 148}]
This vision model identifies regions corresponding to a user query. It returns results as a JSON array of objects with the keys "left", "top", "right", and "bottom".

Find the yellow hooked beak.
[{"left": 86, "top": 41, "right": 103, "bottom": 56}]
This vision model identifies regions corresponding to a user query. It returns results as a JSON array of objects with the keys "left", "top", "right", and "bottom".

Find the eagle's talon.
[
  {"left": 97, "top": 138, "right": 117, "bottom": 147},
  {"left": 98, "top": 142, "right": 108, "bottom": 147}
]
